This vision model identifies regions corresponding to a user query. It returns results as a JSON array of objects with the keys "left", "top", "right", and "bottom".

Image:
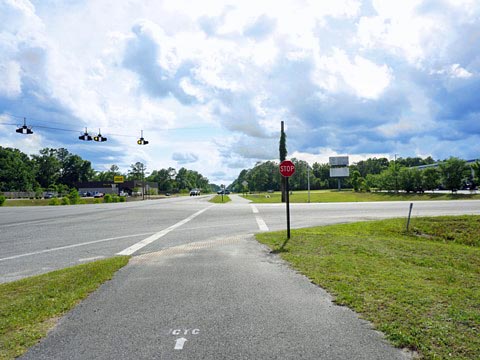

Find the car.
[
  {"left": 225, "top": 190, "right": 230, "bottom": 194},
  {"left": 44, "top": 192, "right": 55, "bottom": 199},
  {"left": 190, "top": 189, "right": 200, "bottom": 196},
  {"left": 93, "top": 192, "right": 104, "bottom": 198},
  {"left": 217, "top": 190, "right": 224, "bottom": 195}
]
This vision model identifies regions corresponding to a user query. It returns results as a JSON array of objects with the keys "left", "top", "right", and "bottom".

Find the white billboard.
[
  {"left": 330, "top": 167, "right": 350, "bottom": 178},
  {"left": 329, "top": 156, "right": 349, "bottom": 166}
]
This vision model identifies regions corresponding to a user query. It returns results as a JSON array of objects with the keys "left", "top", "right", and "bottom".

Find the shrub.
[
  {"left": 61, "top": 197, "right": 70, "bottom": 205},
  {"left": 103, "top": 194, "right": 112, "bottom": 203},
  {"left": 68, "top": 189, "right": 80, "bottom": 205},
  {"left": 111, "top": 195, "right": 119, "bottom": 203},
  {"left": 48, "top": 198, "right": 61, "bottom": 206},
  {"left": 0, "top": 195, "right": 6, "bottom": 206},
  {"left": 94, "top": 198, "right": 102, "bottom": 204},
  {"left": 119, "top": 196, "right": 126, "bottom": 203}
]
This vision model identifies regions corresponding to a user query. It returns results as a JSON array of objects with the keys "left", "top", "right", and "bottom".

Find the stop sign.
[{"left": 279, "top": 160, "right": 296, "bottom": 177}]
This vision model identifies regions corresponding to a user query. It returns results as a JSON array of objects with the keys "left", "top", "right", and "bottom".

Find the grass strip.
[
  {"left": 0, "top": 256, "right": 129, "bottom": 359},
  {"left": 256, "top": 215, "right": 480, "bottom": 359},
  {"left": 244, "top": 190, "right": 480, "bottom": 203},
  {"left": 209, "top": 195, "right": 231, "bottom": 203}
]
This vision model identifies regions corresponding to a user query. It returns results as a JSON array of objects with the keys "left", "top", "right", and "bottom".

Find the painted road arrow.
[{"left": 174, "top": 337, "right": 187, "bottom": 350}]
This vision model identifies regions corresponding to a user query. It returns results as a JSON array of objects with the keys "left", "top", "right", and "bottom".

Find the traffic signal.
[
  {"left": 94, "top": 130, "right": 107, "bottom": 142},
  {"left": 137, "top": 130, "right": 149, "bottom": 145},
  {"left": 137, "top": 137, "right": 149, "bottom": 145},
  {"left": 16, "top": 118, "right": 33, "bottom": 134},
  {"left": 79, "top": 128, "right": 92, "bottom": 141},
  {"left": 16, "top": 125, "right": 33, "bottom": 134}
]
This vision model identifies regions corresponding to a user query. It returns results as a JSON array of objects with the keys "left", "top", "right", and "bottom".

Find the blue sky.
[{"left": 0, "top": 0, "right": 479, "bottom": 184}]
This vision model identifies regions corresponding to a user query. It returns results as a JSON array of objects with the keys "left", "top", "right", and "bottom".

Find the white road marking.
[
  {"left": 255, "top": 216, "right": 269, "bottom": 231},
  {"left": 0, "top": 232, "right": 155, "bottom": 262},
  {"left": 78, "top": 256, "right": 105, "bottom": 262},
  {"left": 174, "top": 337, "right": 187, "bottom": 350},
  {"left": 251, "top": 204, "right": 269, "bottom": 231},
  {"left": 117, "top": 205, "right": 215, "bottom": 256}
]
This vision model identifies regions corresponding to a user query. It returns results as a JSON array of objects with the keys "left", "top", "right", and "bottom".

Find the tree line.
[
  {"left": 0, "top": 147, "right": 215, "bottom": 194},
  {"left": 229, "top": 156, "right": 480, "bottom": 193}
]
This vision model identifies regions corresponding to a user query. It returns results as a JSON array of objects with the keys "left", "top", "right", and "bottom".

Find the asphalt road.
[{"left": 2, "top": 196, "right": 480, "bottom": 358}]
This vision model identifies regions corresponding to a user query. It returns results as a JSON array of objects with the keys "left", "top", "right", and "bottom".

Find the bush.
[
  {"left": 111, "top": 195, "right": 119, "bottom": 203},
  {"left": 68, "top": 189, "right": 80, "bottom": 205},
  {"left": 61, "top": 197, "right": 70, "bottom": 205},
  {"left": 93, "top": 198, "right": 102, "bottom": 204},
  {"left": 0, "top": 195, "right": 6, "bottom": 206},
  {"left": 48, "top": 198, "right": 61, "bottom": 206},
  {"left": 119, "top": 196, "right": 126, "bottom": 203},
  {"left": 103, "top": 194, "right": 112, "bottom": 203}
]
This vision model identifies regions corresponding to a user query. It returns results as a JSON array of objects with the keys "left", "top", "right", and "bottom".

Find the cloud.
[
  {"left": 1, "top": 0, "right": 480, "bottom": 186},
  {"left": 172, "top": 152, "right": 199, "bottom": 164},
  {"left": 243, "top": 15, "right": 276, "bottom": 40}
]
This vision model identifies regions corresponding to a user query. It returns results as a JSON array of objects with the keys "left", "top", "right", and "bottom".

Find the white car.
[{"left": 189, "top": 189, "right": 200, "bottom": 196}]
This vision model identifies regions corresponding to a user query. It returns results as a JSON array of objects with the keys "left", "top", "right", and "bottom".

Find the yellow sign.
[{"left": 114, "top": 176, "right": 124, "bottom": 183}]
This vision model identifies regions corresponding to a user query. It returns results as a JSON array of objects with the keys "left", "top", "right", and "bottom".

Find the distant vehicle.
[
  {"left": 165, "top": 193, "right": 171, "bottom": 196},
  {"left": 93, "top": 192, "right": 104, "bottom": 198},
  {"left": 79, "top": 191, "right": 88, "bottom": 197},
  {"left": 217, "top": 190, "right": 224, "bottom": 195},
  {"left": 44, "top": 193, "right": 55, "bottom": 199},
  {"left": 190, "top": 189, "right": 200, "bottom": 196},
  {"left": 225, "top": 190, "right": 230, "bottom": 194}
]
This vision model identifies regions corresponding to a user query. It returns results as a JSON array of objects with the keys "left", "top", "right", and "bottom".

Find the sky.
[{"left": 1, "top": 0, "right": 479, "bottom": 185}]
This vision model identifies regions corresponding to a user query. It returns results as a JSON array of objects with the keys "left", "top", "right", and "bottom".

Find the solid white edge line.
[
  {"left": 0, "top": 232, "right": 155, "bottom": 262},
  {"left": 250, "top": 204, "right": 259, "bottom": 213},
  {"left": 116, "top": 205, "right": 215, "bottom": 256}
]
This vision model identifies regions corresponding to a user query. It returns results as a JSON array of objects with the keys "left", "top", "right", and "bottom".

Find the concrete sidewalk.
[{"left": 22, "top": 235, "right": 412, "bottom": 359}]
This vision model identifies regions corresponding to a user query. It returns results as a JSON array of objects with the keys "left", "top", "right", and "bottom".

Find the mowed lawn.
[
  {"left": 256, "top": 215, "right": 480, "bottom": 359},
  {"left": 243, "top": 190, "right": 480, "bottom": 203}
]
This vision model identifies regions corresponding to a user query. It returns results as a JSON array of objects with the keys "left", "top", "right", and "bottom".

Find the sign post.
[{"left": 279, "top": 160, "right": 295, "bottom": 239}]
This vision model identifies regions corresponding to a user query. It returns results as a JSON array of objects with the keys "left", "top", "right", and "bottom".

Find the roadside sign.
[
  {"left": 242, "top": 180, "right": 248, "bottom": 187},
  {"left": 279, "top": 160, "right": 295, "bottom": 177},
  {"left": 114, "top": 176, "right": 124, "bottom": 183}
]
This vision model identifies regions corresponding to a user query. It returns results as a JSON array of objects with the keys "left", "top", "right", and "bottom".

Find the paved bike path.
[{"left": 22, "top": 234, "right": 411, "bottom": 359}]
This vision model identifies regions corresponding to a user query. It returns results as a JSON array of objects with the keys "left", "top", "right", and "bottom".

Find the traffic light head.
[{"left": 16, "top": 126, "right": 33, "bottom": 134}]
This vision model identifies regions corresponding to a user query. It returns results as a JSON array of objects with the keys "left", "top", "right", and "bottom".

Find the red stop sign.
[{"left": 279, "top": 160, "right": 296, "bottom": 177}]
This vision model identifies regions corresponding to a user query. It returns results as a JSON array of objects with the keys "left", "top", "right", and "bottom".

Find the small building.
[{"left": 76, "top": 180, "right": 158, "bottom": 196}]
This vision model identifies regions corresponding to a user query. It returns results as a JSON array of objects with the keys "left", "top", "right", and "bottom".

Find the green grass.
[
  {"left": 209, "top": 195, "right": 231, "bottom": 203},
  {"left": 243, "top": 190, "right": 480, "bottom": 203},
  {"left": 0, "top": 256, "right": 129, "bottom": 359},
  {"left": 3, "top": 198, "right": 100, "bottom": 206},
  {"left": 256, "top": 215, "right": 480, "bottom": 359}
]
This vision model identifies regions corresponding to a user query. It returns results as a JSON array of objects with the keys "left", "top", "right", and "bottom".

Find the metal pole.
[
  {"left": 406, "top": 202, "right": 413, "bottom": 232},
  {"left": 307, "top": 165, "right": 310, "bottom": 203},
  {"left": 286, "top": 177, "right": 291, "bottom": 239}
]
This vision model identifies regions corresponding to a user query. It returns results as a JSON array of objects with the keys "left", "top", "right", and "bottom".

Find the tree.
[
  {"left": 471, "top": 160, "right": 480, "bottom": 188},
  {"left": 350, "top": 170, "right": 363, "bottom": 192},
  {"left": 0, "top": 147, "right": 37, "bottom": 191},
  {"left": 128, "top": 162, "right": 146, "bottom": 181},
  {"left": 421, "top": 167, "right": 440, "bottom": 192},
  {"left": 439, "top": 157, "right": 467, "bottom": 192},
  {"left": 398, "top": 168, "right": 422, "bottom": 193},
  {"left": 31, "top": 148, "right": 61, "bottom": 188}
]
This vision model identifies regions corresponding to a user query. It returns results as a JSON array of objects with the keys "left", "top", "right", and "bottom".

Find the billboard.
[
  {"left": 329, "top": 156, "right": 349, "bottom": 166},
  {"left": 330, "top": 167, "right": 350, "bottom": 178}
]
